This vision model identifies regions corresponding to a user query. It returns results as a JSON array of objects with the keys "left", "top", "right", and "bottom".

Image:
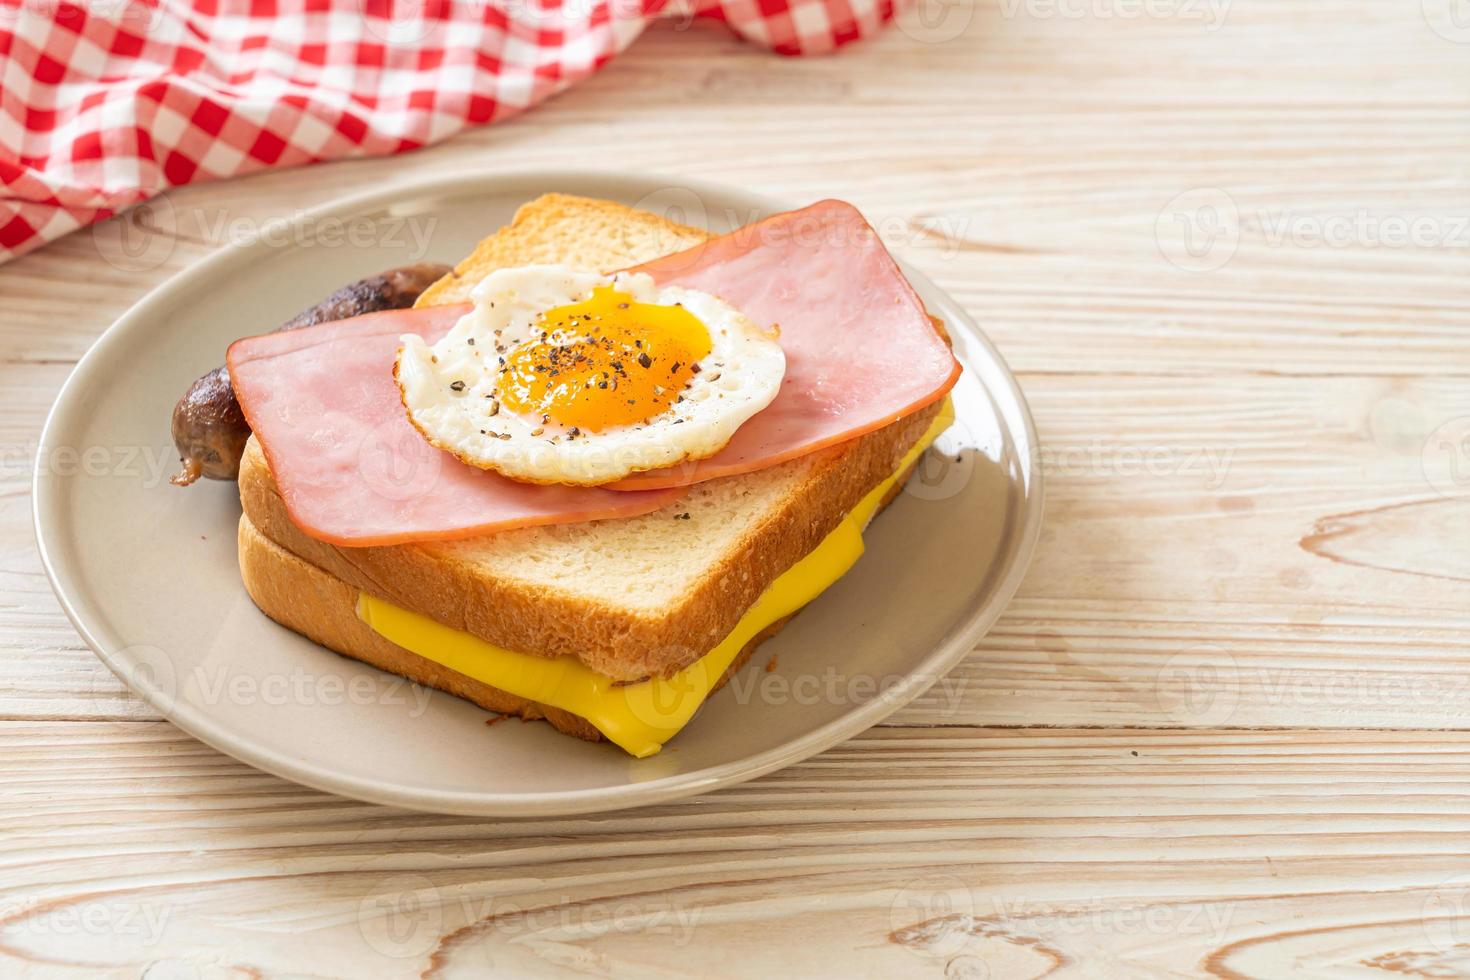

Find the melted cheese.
[{"left": 356, "top": 401, "right": 954, "bottom": 758}]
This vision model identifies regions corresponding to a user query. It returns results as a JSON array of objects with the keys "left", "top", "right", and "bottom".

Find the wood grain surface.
[{"left": 2, "top": 0, "right": 1469, "bottom": 975}]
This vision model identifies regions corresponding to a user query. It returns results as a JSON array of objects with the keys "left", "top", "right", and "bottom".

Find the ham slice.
[
  {"left": 608, "top": 199, "right": 962, "bottom": 491},
  {"left": 227, "top": 307, "right": 684, "bottom": 547},
  {"left": 229, "top": 199, "right": 959, "bottom": 545}
]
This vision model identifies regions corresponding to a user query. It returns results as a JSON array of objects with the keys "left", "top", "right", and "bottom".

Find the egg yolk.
[{"left": 498, "top": 287, "right": 713, "bottom": 432}]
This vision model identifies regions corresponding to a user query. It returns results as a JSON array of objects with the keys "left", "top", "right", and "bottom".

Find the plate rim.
[{"left": 32, "top": 168, "right": 1045, "bottom": 817}]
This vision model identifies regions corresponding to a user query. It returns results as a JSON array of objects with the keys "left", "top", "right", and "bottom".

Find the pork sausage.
[{"left": 169, "top": 262, "right": 452, "bottom": 486}]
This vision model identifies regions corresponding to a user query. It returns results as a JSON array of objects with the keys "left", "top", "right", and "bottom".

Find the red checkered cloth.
[{"left": 0, "top": 0, "right": 897, "bottom": 263}]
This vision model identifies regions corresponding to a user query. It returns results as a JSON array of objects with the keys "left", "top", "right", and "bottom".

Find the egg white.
[{"left": 395, "top": 265, "right": 785, "bottom": 485}]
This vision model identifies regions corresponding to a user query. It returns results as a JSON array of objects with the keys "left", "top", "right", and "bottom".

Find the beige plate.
[{"left": 33, "top": 171, "right": 1043, "bottom": 816}]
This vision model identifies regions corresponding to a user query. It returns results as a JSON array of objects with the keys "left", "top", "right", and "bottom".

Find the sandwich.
[{"left": 214, "top": 193, "right": 960, "bottom": 757}]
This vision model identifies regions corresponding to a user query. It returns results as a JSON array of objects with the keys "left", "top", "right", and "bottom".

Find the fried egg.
[{"left": 395, "top": 265, "right": 785, "bottom": 485}]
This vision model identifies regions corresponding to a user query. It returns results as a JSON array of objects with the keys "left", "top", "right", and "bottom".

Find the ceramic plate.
[{"left": 33, "top": 171, "right": 1042, "bottom": 816}]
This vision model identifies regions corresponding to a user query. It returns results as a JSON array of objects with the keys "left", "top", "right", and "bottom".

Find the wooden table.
[{"left": 4, "top": 2, "right": 1469, "bottom": 975}]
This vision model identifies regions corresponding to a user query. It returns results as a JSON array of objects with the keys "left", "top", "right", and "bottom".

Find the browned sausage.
[{"left": 170, "top": 262, "right": 452, "bottom": 486}]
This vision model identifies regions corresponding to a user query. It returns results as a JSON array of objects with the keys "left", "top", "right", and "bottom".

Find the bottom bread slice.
[
  {"left": 237, "top": 514, "right": 787, "bottom": 744},
  {"left": 237, "top": 452, "right": 919, "bottom": 748}
]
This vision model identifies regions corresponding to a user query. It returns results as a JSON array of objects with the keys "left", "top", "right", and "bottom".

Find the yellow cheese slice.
[{"left": 357, "top": 400, "right": 954, "bottom": 757}]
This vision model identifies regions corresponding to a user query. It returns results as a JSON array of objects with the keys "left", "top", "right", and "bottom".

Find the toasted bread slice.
[
  {"left": 237, "top": 514, "right": 785, "bottom": 743},
  {"left": 238, "top": 433, "right": 923, "bottom": 744},
  {"left": 242, "top": 194, "right": 944, "bottom": 683}
]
